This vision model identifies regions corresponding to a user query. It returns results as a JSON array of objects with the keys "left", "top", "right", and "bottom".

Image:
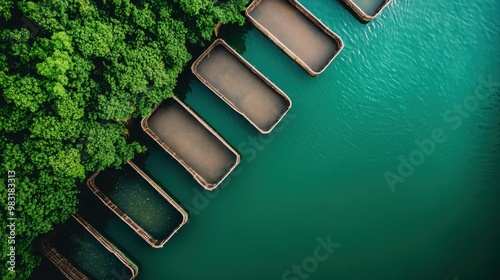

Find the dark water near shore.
[
  {"left": 33, "top": 0, "right": 499, "bottom": 279},
  {"left": 48, "top": 218, "right": 127, "bottom": 279},
  {"left": 95, "top": 165, "right": 184, "bottom": 240}
]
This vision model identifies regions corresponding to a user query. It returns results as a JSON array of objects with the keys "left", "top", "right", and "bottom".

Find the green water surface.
[
  {"left": 49, "top": 218, "right": 129, "bottom": 279},
  {"left": 37, "top": 0, "right": 499, "bottom": 279},
  {"left": 95, "top": 165, "right": 185, "bottom": 240}
]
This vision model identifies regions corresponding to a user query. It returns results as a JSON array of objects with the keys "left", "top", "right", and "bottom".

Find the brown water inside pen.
[
  {"left": 249, "top": 0, "right": 338, "bottom": 72},
  {"left": 196, "top": 44, "right": 289, "bottom": 131},
  {"left": 147, "top": 99, "right": 237, "bottom": 185},
  {"left": 351, "top": 0, "right": 387, "bottom": 16}
]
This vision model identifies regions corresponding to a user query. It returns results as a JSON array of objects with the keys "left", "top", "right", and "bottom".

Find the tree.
[{"left": 1, "top": 0, "right": 249, "bottom": 278}]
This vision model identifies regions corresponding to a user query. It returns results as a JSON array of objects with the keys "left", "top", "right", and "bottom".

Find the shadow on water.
[
  {"left": 219, "top": 21, "right": 254, "bottom": 54},
  {"left": 174, "top": 71, "right": 195, "bottom": 101},
  {"left": 77, "top": 185, "right": 116, "bottom": 231},
  {"left": 28, "top": 254, "right": 66, "bottom": 280}
]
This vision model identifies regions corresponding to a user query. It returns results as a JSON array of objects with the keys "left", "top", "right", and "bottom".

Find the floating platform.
[
  {"left": 246, "top": 0, "right": 344, "bottom": 76},
  {"left": 87, "top": 161, "right": 188, "bottom": 248},
  {"left": 41, "top": 214, "right": 138, "bottom": 280},
  {"left": 192, "top": 39, "right": 292, "bottom": 134},
  {"left": 142, "top": 97, "right": 240, "bottom": 190},
  {"left": 340, "top": 0, "right": 392, "bottom": 22}
]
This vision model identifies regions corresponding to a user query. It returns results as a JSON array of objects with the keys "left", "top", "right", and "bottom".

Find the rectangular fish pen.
[
  {"left": 192, "top": 39, "right": 292, "bottom": 134},
  {"left": 41, "top": 214, "right": 138, "bottom": 280},
  {"left": 87, "top": 161, "right": 188, "bottom": 248},
  {"left": 142, "top": 96, "right": 240, "bottom": 190},
  {"left": 340, "top": 0, "right": 392, "bottom": 22},
  {"left": 246, "top": 0, "right": 344, "bottom": 76}
]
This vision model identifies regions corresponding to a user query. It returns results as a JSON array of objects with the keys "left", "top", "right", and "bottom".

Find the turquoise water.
[
  {"left": 37, "top": 0, "right": 499, "bottom": 279},
  {"left": 95, "top": 165, "right": 185, "bottom": 240}
]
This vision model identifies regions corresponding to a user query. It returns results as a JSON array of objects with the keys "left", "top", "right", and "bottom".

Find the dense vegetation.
[{"left": 0, "top": 0, "right": 248, "bottom": 278}]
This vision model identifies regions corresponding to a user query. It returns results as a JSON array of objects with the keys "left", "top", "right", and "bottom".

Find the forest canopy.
[{"left": 0, "top": 0, "right": 248, "bottom": 278}]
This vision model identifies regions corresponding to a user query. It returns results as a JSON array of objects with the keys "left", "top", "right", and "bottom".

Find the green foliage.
[
  {"left": 0, "top": 0, "right": 14, "bottom": 20},
  {"left": 172, "top": 0, "right": 249, "bottom": 42},
  {"left": 1, "top": 0, "right": 249, "bottom": 278},
  {"left": 3, "top": 75, "right": 44, "bottom": 112}
]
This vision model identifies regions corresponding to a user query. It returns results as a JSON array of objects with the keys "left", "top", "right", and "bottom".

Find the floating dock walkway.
[
  {"left": 142, "top": 97, "right": 240, "bottom": 190},
  {"left": 41, "top": 214, "right": 138, "bottom": 280},
  {"left": 192, "top": 39, "right": 292, "bottom": 134},
  {"left": 246, "top": 0, "right": 344, "bottom": 76},
  {"left": 340, "top": 0, "right": 392, "bottom": 22},
  {"left": 87, "top": 161, "right": 188, "bottom": 248}
]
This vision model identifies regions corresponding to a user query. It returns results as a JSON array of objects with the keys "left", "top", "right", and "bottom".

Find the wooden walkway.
[{"left": 192, "top": 39, "right": 292, "bottom": 134}]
